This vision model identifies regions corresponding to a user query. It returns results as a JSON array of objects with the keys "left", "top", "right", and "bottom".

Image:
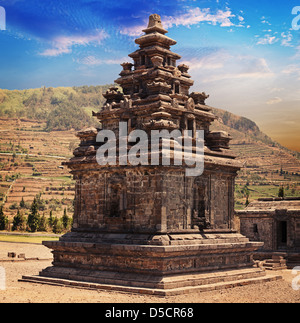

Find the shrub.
[
  {"left": 9, "top": 202, "right": 19, "bottom": 210},
  {"left": 38, "top": 214, "right": 48, "bottom": 231},
  {"left": 52, "top": 217, "right": 63, "bottom": 234},
  {"left": 278, "top": 186, "right": 284, "bottom": 198}
]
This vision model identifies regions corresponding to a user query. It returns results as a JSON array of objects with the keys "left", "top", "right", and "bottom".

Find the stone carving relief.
[
  {"left": 120, "top": 95, "right": 132, "bottom": 109},
  {"left": 171, "top": 97, "right": 179, "bottom": 109},
  {"left": 185, "top": 97, "right": 195, "bottom": 111},
  {"left": 151, "top": 56, "right": 164, "bottom": 67}
]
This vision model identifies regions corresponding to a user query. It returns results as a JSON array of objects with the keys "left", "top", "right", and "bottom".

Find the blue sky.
[{"left": 0, "top": 0, "right": 300, "bottom": 151}]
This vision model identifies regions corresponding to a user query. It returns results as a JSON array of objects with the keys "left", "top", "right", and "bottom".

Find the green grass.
[
  {"left": 235, "top": 183, "right": 300, "bottom": 210},
  {"left": 247, "top": 185, "right": 279, "bottom": 199},
  {"left": 0, "top": 233, "right": 60, "bottom": 244}
]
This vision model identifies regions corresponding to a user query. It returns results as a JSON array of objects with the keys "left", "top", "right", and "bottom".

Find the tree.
[
  {"left": 19, "top": 197, "right": 25, "bottom": 208},
  {"left": 278, "top": 186, "right": 284, "bottom": 198},
  {"left": 48, "top": 210, "right": 54, "bottom": 228},
  {"left": 62, "top": 208, "right": 71, "bottom": 229},
  {"left": 35, "top": 193, "right": 46, "bottom": 211},
  {"left": 0, "top": 205, "right": 8, "bottom": 230},
  {"left": 38, "top": 214, "right": 47, "bottom": 231},
  {"left": 241, "top": 185, "right": 250, "bottom": 207},
  {"left": 27, "top": 198, "right": 40, "bottom": 232},
  {"left": 12, "top": 209, "right": 26, "bottom": 231}
]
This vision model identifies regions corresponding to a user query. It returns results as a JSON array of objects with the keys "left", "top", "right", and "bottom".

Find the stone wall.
[
  {"left": 71, "top": 165, "right": 236, "bottom": 233},
  {"left": 237, "top": 199, "right": 300, "bottom": 252},
  {"left": 239, "top": 214, "right": 274, "bottom": 250}
]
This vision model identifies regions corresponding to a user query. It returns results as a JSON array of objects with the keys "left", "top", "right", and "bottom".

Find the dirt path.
[{"left": 0, "top": 242, "right": 300, "bottom": 303}]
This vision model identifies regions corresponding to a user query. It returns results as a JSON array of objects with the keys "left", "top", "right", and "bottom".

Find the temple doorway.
[{"left": 277, "top": 221, "right": 287, "bottom": 249}]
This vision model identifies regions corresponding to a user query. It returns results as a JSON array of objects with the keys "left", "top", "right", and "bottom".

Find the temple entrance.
[
  {"left": 192, "top": 178, "right": 210, "bottom": 230},
  {"left": 277, "top": 221, "right": 287, "bottom": 249}
]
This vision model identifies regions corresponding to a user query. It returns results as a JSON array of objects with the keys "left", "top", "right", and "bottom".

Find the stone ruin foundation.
[
  {"left": 238, "top": 198, "right": 300, "bottom": 269},
  {"left": 21, "top": 14, "right": 281, "bottom": 295}
]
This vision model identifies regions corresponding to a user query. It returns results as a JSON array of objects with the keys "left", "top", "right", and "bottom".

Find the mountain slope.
[
  {"left": 0, "top": 85, "right": 113, "bottom": 131},
  {"left": 0, "top": 84, "right": 299, "bottom": 184}
]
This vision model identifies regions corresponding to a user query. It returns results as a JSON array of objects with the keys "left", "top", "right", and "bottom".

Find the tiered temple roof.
[{"left": 93, "top": 13, "right": 232, "bottom": 152}]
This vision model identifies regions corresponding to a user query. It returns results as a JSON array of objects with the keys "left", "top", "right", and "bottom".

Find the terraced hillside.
[
  {"left": 211, "top": 108, "right": 300, "bottom": 207},
  {"left": 0, "top": 85, "right": 299, "bottom": 222},
  {"left": 0, "top": 118, "right": 78, "bottom": 221}
]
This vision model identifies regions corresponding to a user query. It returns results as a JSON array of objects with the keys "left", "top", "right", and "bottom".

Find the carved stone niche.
[
  {"left": 147, "top": 80, "right": 171, "bottom": 94},
  {"left": 190, "top": 92, "right": 210, "bottom": 105},
  {"left": 76, "top": 127, "right": 98, "bottom": 143},
  {"left": 120, "top": 62, "right": 134, "bottom": 76},
  {"left": 103, "top": 87, "right": 124, "bottom": 104},
  {"left": 206, "top": 131, "right": 231, "bottom": 150},
  {"left": 105, "top": 175, "right": 126, "bottom": 218},
  {"left": 73, "top": 127, "right": 98, "bottom": 157},
  {"left": 185, "top": 97, "right": 195, "bottom": 111},
  {"left": 151, "top": 55, "right": 164, "bottom": 67},
  {"left": 120, "top": 95, "right": 132, "bottom": 109},
  {"left": 178, "top": 64, "right": 189, "bottom": 74}
]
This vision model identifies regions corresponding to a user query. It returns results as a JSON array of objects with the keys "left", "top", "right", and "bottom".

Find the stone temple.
[
  {"left": 237, "top": 197, "right": 300, "bottom": 269},
  {"left": 22, "top": 14, "right": 280, "bottom": 295}
]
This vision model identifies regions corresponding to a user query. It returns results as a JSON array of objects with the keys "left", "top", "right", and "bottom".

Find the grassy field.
[
  {"left": 235, "top": 183, "right": 299, "bottom": 209},
  {"left": 0, "top": 233, "right": 60, "bottom": 244}
]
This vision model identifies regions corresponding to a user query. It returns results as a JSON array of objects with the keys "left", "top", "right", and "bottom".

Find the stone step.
[
  {"left": 19, "top": 272, "right": 282, "bottom": 296},
  {"left": 36, "top": 266, "right": 267, "bottom": 289}
]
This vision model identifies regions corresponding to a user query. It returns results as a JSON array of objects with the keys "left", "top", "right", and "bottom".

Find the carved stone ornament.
[
  {"left": 121, "top": 62, "right": 133, "bottom": 72},
  {"left": 190, "top": 92, "right": 210, "bottom": 105},
  {"left": 120, "top": 96, "right": 132, "bottom": 109},
  {"left": 185, "top": 97, "right": 195, "bottom": 111},
  {"left": 151, "top": 55, "right": 163, "bottom": 67},
  {"left": 148, "top": 14, "right": 163, "bottom": 29},
  {"left": 172, "top": 97, "right": 179, "bottom": 109},
  {"left": 178, "top": 64, "right": 189, "bottom": 74},
  {"left": 173, "top": 68, "right": 182, "bottom": 77}
]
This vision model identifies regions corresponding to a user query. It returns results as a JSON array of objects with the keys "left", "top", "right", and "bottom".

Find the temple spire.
[{"left": 142, "top": 13, "right": 168, "bottom": 35}]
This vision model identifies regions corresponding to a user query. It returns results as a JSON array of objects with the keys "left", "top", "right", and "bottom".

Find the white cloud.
[
  {"left": 163, "top": 8, "right": 235, "bottom": 28},
  {"left": 203, "top": 56, "right": 273, "bottom": 82},
  {"left": 282, "top": 64, "right": 300, "bottom": 80},
  {"left": 120, "top": 7, "right": 237, "bottom": 36},
  {"left": 186, "top": 51, "right": 273, "bottom": 85},
  {"left": 119, "top": 24, "right": 146, "bottom": 37},
  {"left": 39, "top": 30, "right": 108, "bottom": 57},
  {"left": 266, "top": 97, "right": 282, "bottom": 105},
  {"left": 79, "top": 55, "right": 128, "bottom": 66},
  {"left": 291, "top": 45, "right": 300, "bottom": 59},
  {"left": 182, "top": 50, "right": 231, "bottom": 71},
  {"left": 260, "top": 16, "right": 271, "bottom": 25},
  {"left": 256, "top": 34, "right": 278, "bottom": 45},
  {"left": 281, "top": 32, "right": 293, "bottom": 47}
]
